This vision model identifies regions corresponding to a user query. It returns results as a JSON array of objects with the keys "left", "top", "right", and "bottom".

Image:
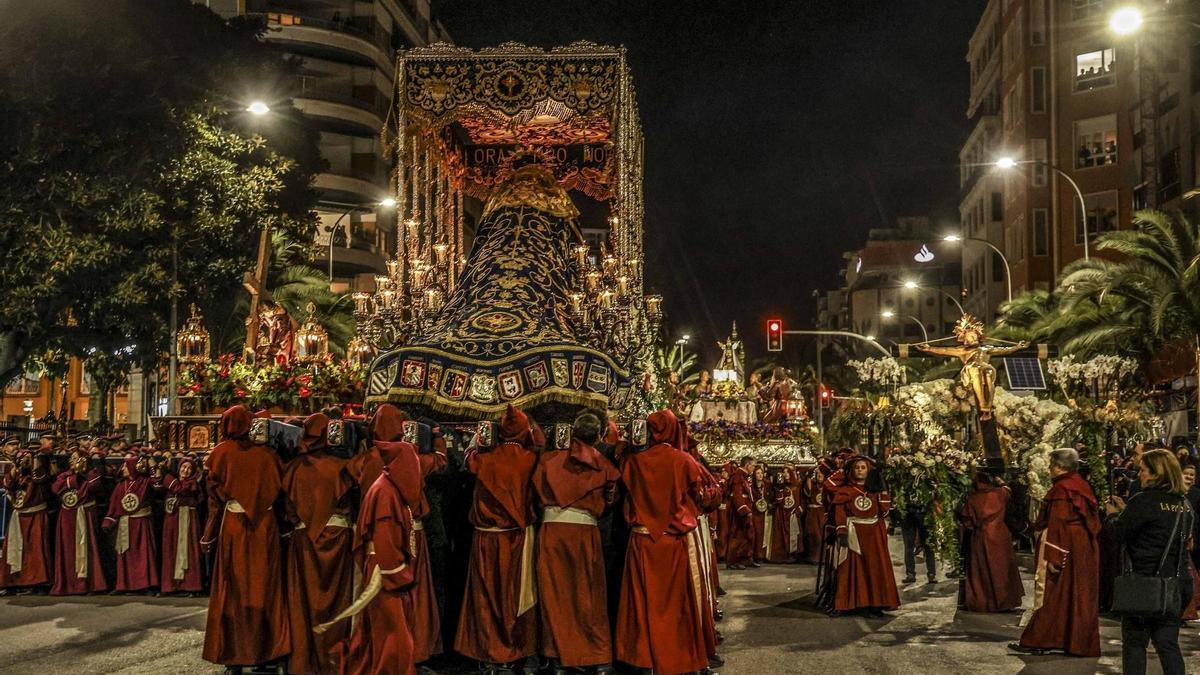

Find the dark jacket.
[{"left": 1107, "top": 487, "right": 1194, "bottom": 581}]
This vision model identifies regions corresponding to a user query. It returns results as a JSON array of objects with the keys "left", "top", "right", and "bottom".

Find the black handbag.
[{"left": 1111, "top": 502, "right": 1187, "bottom": 618}]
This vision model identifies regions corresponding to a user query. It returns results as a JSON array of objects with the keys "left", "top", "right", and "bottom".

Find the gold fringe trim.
[{"left": 365, "top": 386, "right": 609, "bottom": 419}]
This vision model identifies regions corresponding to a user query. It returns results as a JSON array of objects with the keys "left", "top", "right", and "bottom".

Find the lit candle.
[
  {"left": 600, "top": 290, "right": 614, "bottom": 309},
  {"left": 385, "top": 259, "right": 400, "bottom": 277},
  {"left": 573, "top": 244, "right": 589, "bottom": 267},
  {"left": 616, "top": 275, "right": 629, "bottom": 297},
  {"left": 569, "top": 292, "right": 583, "bottom": 313},
  {"left": 352, "top": 292, "right": 370, "bottom": 313},
  {"left": 434, "top": 242, "right": 449, "bottom": 263},
  {"left": 645, "top": 294, "right": 662, "bottom": 318},
  {"left": 586, "top": 271, "right": 601, "bottom": 292}
]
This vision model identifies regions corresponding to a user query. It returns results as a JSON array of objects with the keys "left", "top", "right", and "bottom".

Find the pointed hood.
[
  {"left": 369, "top": 404, "right": 407, "bottom": 443},
  {"left": 221, "top": 405, "right": 253, "bottom": 441},
  {"left": 377, "top": 439, "right": 423, "bottom": 508},
  {"left": 647, "top": 409, "right": 680, "bottom": 447},
  {"left": 300, "top": 413, "right": 330, "bottom": 454},
  {"left": 499, "top": 405, "right": 532, "bottom": 445}
]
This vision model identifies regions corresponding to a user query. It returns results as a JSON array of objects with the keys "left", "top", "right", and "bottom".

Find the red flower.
[
  {"left": 285, "top": 376, "right": 295, "bottom": 386},
  {"left": 299, "top": 386, "right": 311, "bottom": 398},
  {"left": 234, "top": 388, "right": 246, "bottom": 398},
  {"left": 189, "top": 383, "right": 201, "bottom": 393},
  {"left": 219, "top": 367, "right": 230, "bottom": 378},
  {"left": 299, "top": 373, "right": 313, "bottom": 386},
  {"left": 276, "top": 353, "right": 287, "bottom": 366}
]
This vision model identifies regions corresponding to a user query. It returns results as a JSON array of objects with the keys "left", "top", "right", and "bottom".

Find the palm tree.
[{"left": 1054, "top": 203, "right": 1200, "bottom": 418}]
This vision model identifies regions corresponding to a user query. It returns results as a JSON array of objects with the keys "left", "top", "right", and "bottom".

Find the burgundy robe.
[
  {"left": 801, "top": 478, "right": 825, "bottom": 564},
  {"left": 103, "top": 458, "right": 159, "bottom": 591},
  {"left": 159, "top": 464, "right": 204, "bottom": 593},
  {"left": 333, "top": 446, "right": 419, "bottom": 675},
  {"left": 406, "top": 439, "right": 448, "bottom": 664},
  {"left": 2, "top": 460, "right": 52, "bottom": 588},
  {"left": 284, "top": 413, "right": 356, "bottom": 675},
  {"left": 533, "top": 439, "right": 620, "bottom": 667},
  {"left": 454, "top": 406, "right": 540, "bottom": 665},
  {"left": 832, "top": 483, "right": 900, "bottom": 612},
  {"left": 766, "top": 484, "right": 795, "bottom": 563},
  {"left": 614, "top": 411, "right": 709, "bottom": 675},
  {"left": 1018, "top": 471, "right": 1101, "bottom": 657},
  {"left": 724, "top": 467, "right": 755, "bottom": 567},
  {"left": 50, "top": 469, "right": 108, "bottom": 595},
  {"left": 958, "top": 482, "right": 1023, "bottom": 612},
  {"left": 752, "top": 478, "right": 768, "bottom": 561},
  {"left": 202, "top": 406, "right": 291, "bottom": 667}
]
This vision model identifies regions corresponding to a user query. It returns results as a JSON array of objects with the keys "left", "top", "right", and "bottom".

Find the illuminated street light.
[
  {"left": 246, "top": 101, "right": 271, "bottom": 115},
  {"left": 903, "top": 280, "right": 919, "bottom": 290},
  {"left": 1109, "top": 6, "right": 1144, "bottom": 35},
  {"left": 881, "top": 310, "right": 896, "bottom": 319},
  {"left": 943, "top": 234, "right": 961, "bottom": 243},
  {"left": 902, "top": 280, "right": 965, "bottom": 314},
  {"left": 865, "top": 334, "right": 876, "bottom": 341},
  {"left": 379, "top": 197, "right": 397, "bottom": 208},
  {"left": 943, "top": 234, "right": 1012, "bottom": 302},
  {"left": 995, "top": 156, "right": 1017, "bottom": 169},
  {"left": 993, "top": 156, "right": 1089, "bottom": 260}
]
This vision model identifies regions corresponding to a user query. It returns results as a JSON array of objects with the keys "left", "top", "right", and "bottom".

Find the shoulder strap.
[{"left": 1153, "top": 499, "right": 1184, "bottom": 576}]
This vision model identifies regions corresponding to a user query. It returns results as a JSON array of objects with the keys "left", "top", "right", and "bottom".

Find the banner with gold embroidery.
[{"left": 367, "top": 164, "right": 631, "bottom": 420}]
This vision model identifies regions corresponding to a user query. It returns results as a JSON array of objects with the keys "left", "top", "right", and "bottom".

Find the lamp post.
[
  {"left": 902, "top": 280, "right": 965, "bottom": 314},
  {"left": 881, "top": 309, "right": 928, "bottom": 342},
  {"left": 326, "top": 198, "right": 397, "bottom": 285},
  {"left": 995, "top": 156, "right": 1090, "bottom": 261},
  {"left": 944, "top": 234, "right": 1013, "bottom": 303}
]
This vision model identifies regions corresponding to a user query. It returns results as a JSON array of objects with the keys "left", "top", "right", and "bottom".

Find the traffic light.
[
  {"left": 819, "top": 385, "right": 833, "bottom": 408},
  {"left": 766, "top": 318, "right": 783, "bottom": 352}
]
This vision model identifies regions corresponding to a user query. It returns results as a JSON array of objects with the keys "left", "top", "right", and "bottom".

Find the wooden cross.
[{"left": 242, "top": 226, "right": 273, "bottom": 364}]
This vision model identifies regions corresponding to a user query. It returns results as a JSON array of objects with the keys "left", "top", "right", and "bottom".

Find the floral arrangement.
[
  {"left": 1047, "top": 355, "right": 1139, "bottom": 399},
  {"left": 690, "top": 419, "right": 820, "bottom": 465},
  {"left": 991, "top": 388, "right": 1075, "bottom": 501},
  {"left": 847, "top": 357, "right": 905, "bottom": 388},
  {"left": 177, "top": 353, "right": 367, "bottom": 412},
  {"left": 709, "top": 378, "right": 744, "bottom": 403}
]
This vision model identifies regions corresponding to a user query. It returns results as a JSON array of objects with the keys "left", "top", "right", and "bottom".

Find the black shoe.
[
  {"left": 927, "top": 575, "right": 937, "bottom": 584},
  {"left": 747, "top": 561, "right": 761, "bottom": 568},
  {"left": 1007, "top": 643, "right": 1049, "bottom": 655},
  {"left": 716, "top": 586, "right": 727, "bottom": 597},
  {"left": 709, "top": 654, "right": 725, "bottom": 667},
  {"left": 727, "top": 564, "right": 744, "bottom": 570},
  {"left": 714, "top": 609, "right": 724, "bottom": 622},
  {"left": 901, "top": 574, "right": 917, "bottom": 584}
]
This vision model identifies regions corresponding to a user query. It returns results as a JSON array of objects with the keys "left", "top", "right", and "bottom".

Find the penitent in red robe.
[
  {"left": 831, "top": 481, "right": 900, "bottom": 612},
  {"left": 2, "top": 456, "right": 53, "bottom": 588},
  {"left": 724, "top": 467, "right": 755, "bottom": 567},
  {"left": 332, "top": 443, "right": 419, "bottom": 675},
  {"left": 1019, "top": 471, "right": 1101, "bottom": 657},
  {"left": 766, "top": 484, "right": 796, "bottom": 564},
  {"left": 202, "top": 406, "right": 291, "bottom": 668},
  {"left": 454, "top": 406, "right": 540, "bottom": 665},
  {"left": 533, "top": 438, "right": 620, "bottom": 668},
  {"left": 50, "top": 468, "right": 108, "bottom": 595},
  {"left": 800, "top": 475, "right": 825, "bottom": 564},
  {"left": 615, "top": 409, "right": 709, "bottom": 675},
  {"left": 958, "top": 481, "right": 1024, "bottom": 612},
  {"left": 103, "top": 457, "right": 159, "bottom": 592},
  {"left": 284, "top": 413, "right": 356, "bottom": 675},
  {"left": 159, "top": 460, "right": 205, "bottom": 594},
  {"left": 752, "top": 478, "right": 768, "bottom": 561}
]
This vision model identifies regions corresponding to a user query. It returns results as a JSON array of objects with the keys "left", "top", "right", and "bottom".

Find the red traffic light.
[{"left": 767, "top": 318, "right": 783, "bottom": 352}]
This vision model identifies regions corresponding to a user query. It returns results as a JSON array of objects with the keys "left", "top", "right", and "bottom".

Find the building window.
[
  {"left": 1077, "top": 191, "right": 1119, "bottom": 243},
  {"left": 6, "top": 371, "right": 40, "bottom": 395},
  {"left": 1033, "top": 209, "right": 1049, "bottom": 256},
  {"left": 991, "top": 192, "right": 1003, "bottom": 221},
  {"left": 1159, "top": 147, "right": 1182, "bottom": 202},
  {"left": 1030, "top": 0, "right": 1046, "bottom": 45},
  {"left": 1031, "top": 138, "right": 1048, "bottom": 186},
  {"left": 1031, "top": 68, "right": 1047, "bottom": 113},
  {"left": 1074, "top": 115, "right": 1118, "bottom": 168},
  {"left": 1076, "top": 48, "right": 1116, "bottom": 91}
]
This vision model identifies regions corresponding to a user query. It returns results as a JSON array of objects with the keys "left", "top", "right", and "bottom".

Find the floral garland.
[
  {"left": 847, "top": 356, "right": 905, "bottom": 388},
  {"left": 177, "top": 353, "right": 367, "bottom": 412},
  {"left": 1047, "top": 355, "right": 1139, "bottom": 398}
]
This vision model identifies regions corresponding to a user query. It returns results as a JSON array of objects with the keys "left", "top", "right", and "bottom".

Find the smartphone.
[
  {"left": 553, "top": 423, "right": 572, "bottom": 450},
  {"left": 476, "top": 421, "right": 495, "bottom": 448}
]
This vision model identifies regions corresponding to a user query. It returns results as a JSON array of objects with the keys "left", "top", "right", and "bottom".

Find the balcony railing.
[
  {"left": 295, "top": 76, "right": 389, "bottom": 120},
  {"left": 245, "top": 5, "right": 392, "bottom": 57}
]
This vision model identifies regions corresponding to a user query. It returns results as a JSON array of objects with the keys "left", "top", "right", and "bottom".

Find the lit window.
[
  {"left": 1074, "top": 115, "right": 1118, "bottom": 168},
  {"left": 1075, "top": 48, "right": 1116, "bottom": 91}
]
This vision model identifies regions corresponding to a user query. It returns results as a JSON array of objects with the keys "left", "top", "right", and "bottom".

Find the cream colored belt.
[
  {"left": 116, "top": 508, "right": 152, "bottom": 555},
  {"left": 225, "top": 500, "right": 245, "bottom": 513},
  {"left": 5, "top": 502, "right": 49, "bottom": 574},
  {"left": 293, "top": 513, "right": 351, "bottom": 531},
  {"left": 542, "top": 506, "right": 598, "bottom": 526},
  {"left": 75, "top": 501, "right": 97, "bottom": 579},
  {"left": 412, "top": 519, "right": 424, "bottom": 531}
]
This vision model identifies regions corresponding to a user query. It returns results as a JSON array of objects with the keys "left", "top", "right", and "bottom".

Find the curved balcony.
[
  {"left": 247, "top": 12, "right": 393, "bottom": 72},
  {"left": 315, "top": 172, "right": 387, "bottom": 204}
]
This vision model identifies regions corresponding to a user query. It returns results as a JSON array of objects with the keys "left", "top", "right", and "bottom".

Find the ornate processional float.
[{"left": 357, "top": 42, "right": 659, "bottom": 423}]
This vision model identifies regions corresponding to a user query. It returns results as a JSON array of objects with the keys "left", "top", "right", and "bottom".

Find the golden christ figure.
[{"left": 913, "top": 315, "right": 1027, "bottom": 420}]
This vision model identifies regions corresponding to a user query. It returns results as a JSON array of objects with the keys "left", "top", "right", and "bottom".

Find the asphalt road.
[{"left": 0, "top": 536, "right": 1195, "bottom": 674}]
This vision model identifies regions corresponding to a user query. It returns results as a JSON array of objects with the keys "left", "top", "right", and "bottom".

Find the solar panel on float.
[{"left": 1004, "top": 357, "right": 1046, "bottom": 390}]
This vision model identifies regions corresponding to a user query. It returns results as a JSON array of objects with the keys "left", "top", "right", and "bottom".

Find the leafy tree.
[{"left": 0, "top": 0, "right": 322, "bottom": 384}]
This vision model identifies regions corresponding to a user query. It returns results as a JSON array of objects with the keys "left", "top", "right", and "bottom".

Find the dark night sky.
[{"left": 438, "top": 0, "right": 985, "bottom": 365}]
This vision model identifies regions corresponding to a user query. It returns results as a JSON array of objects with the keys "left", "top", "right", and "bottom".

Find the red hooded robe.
[
  {"left": 831, "top": 457, "right": 900, "bottom": 612},
  {"left": 2, "top": 450, "right": 52, "bottom": 588},
  {"left": 1018, "top": 470, "right": 1101, "bottom": 657},
  {"left": 614, "top": 409, "right": 709, "bottom": 675},
  {"left": 103, "top": 455, "right": 159, "bottom": 591},
  {"left": 284, "top": 413, "right": 356, "bottom": 675},
  {"left": 455, "top": 405, "right": 540, "bottom": 665},
  {"left": 158, "top": 456, "right": 205, "bottom": 593},
  {"left": 202, "top": 406, "right": 291, "bottom": 667},
  {"left": 958, "top": 477, "right": 1024, "bottom": 612},
  {"left": 50, "top": 461, "right": 108, "bottom": 595},
  {"left": 532, "top": 431, "right": 620, "bottom": 667}
]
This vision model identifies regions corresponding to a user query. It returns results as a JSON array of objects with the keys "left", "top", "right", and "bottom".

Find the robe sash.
[
  {"left": 6, "top": 502, "right": 48, "bottom": 573},
  {"left": 173, "top": 505, "right": 193, "bottom": 580},
  {"left": 543, "top": 506, "right": 598, "bottom": 527},
  {"left": 75, "top": 501, "right": 97, "bottom": 578},
  {"left": 477, "top": 523, "right": 538, "bottom": 615},
  {"left": 116, "top": 508, "right": 152, "bottom": 555}
]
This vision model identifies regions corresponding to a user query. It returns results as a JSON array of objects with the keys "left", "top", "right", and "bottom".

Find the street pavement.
[{"left": 0, "top": 535, "right": 1195, "bottom": 674}]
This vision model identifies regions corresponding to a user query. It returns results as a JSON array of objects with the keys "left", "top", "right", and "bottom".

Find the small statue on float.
[{"left": 255, "top": 301, "right": 296, "bottom": 365}]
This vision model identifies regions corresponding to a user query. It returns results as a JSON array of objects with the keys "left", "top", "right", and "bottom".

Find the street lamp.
[
  {"left": 881, "top": 310, "right": 928, "bottom": 342},
  {"left": 246, "top": 101, "right": 271, "bottom": 115},
  {"left": 326, "top": 199, "right": 398, "bottom": 284},
  {"left": 1109, "top": 6, "right": 1144, "bottom": 35},
  {"left": 994, "top": 156, "right": 1090, "bottom": 260},
  {"left": 902, "top": 279, "right": 965, "bottom": 314},
  {"left": 944, "top": 234, "right": 1013, "bottom": 302}
]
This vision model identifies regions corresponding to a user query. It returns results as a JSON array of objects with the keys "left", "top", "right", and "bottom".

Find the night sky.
[{"left": 438, "top": 0, "right": 985, "bottom": 366}]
